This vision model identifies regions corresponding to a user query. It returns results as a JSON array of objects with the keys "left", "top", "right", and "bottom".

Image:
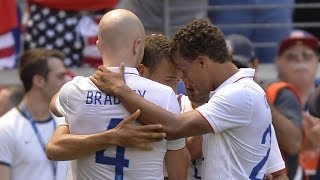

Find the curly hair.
[
  {"left": 171, "top": 19, "right": 231, "bottom": 63},
  {"left": 142, "top": 34, "right": 174, "bottom": 74}
]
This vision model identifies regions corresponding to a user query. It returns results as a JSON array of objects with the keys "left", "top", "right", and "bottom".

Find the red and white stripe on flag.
[{"left": 0, "top": 32, "right": 15, "bottom": 69}]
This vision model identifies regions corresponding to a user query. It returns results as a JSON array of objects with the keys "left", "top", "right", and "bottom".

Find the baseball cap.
[
  {"left": 278, "top": 29, "right": 319, "bottom": 55},
  {"left": 225, "top": 34, "right": 255, "bottom": 66}
]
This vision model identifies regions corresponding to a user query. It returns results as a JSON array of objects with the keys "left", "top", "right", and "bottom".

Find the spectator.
[
  {"left": 0, "top": 85, "right": 24, "bottom": 117},
  {"left": 24, "top": 0, "right": 118, "bottom": 67},
  {"left": 0, "top": 0, "right": 18, "bottom": 69},
  {"left": 208, "top": 0, "right": 294, "bottom": 63},
  {"left": 0, "top": 48, "right": 68, "bottom": 180},
  {"left": 265, "top": 29, "right": 319, "bottom": 179}
]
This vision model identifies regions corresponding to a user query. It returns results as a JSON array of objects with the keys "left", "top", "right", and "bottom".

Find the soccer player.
[
  {"left": 180, "top": 84, "right": 286, "bottom": 180},
  {"left": 138, "top": 34, "right": 180, "bottom": 93},
  {"left": 91, "top": 19, "right": 274, "bottom": 179},
  {"left": 137, "top": 33, "right": 190, "bottom": 179},
  {"left": 48, "top": 9, "right": 188, "bottom": 180},
  {"left": 139, "top": 33, "right": 287, "bottom": 180}
]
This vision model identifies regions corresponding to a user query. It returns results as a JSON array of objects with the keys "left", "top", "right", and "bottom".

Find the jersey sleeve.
[
  {"left": 54, "top": 80, "right": 73, "bottom": 121},
  {"left": 196, "top": 85, "right": 253, "bottom": 133},
  {"left": 266, "top": 124, "right": 285, "bottom": 174},
  {"left": 54, "top": 115, "right": 68, "bottom": 126},
  {"left": 166, "top": 90, "right": 186, "bottom": 150},
  {"left": 0, "top": 121, "right": 16, "bottom": 166}
]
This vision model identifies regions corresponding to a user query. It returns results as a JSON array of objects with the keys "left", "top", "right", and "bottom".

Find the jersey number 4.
[
  {"left": 249, "top": 124, "right": 271, "bottom": 180},
  {"left": 95, "top": 118, "right": 129, "bottom": 180}
]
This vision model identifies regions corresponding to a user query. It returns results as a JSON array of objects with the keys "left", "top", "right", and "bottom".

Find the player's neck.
[
  {"left": 102, "top": 55, "right": 136, "bottom": 68},
  {"left": 212, "top": 62, "right": 239, "bottom": 90},
  {"left": 22, "top": 92, "right": 51, "bottom": 121}
]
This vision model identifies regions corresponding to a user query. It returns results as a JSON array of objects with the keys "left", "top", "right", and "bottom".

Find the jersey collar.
[
  {"left": 212, "top": 68, "right": 255, "bottom": 95},
  {"left": 107, "top": 67, "right": 139, "bottom": 76}
]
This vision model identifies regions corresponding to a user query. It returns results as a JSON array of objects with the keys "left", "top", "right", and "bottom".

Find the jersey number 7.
[
  {"left": 95, "top": 118, "right": 129, "bottom": 180},
  {"left": 249, "top": 124, "right": 271, "bottom": 180}
]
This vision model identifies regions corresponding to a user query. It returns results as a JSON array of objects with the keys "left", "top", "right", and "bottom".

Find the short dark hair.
[
  {"left": 19, "top": 48, "right": 65, "bottom": 92},
  {"left": 171, "top": 19, "right": 231, "bottom": 63},
  {"left": 142, "top": 34, "right": 174, "bottom": 74}
]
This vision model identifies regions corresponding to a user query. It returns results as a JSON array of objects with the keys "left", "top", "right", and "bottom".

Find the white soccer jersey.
[
  {"left": 180, "top": 95, "right": 203, "bottom": 180},
  {"left": 266, "top": 125, "right": 285, "bottom": 174},
  {"left": 196, "top": 68, "right": 273, "bottom": 179},
  {"left": 181, "top": 94, "right": 285, "bottom": 179},
  {"left": 0, "top": 108, "right": 68, "bottom": 180},
  {"left": 55, "top": 67, "right": 185, "bottom": 180}
]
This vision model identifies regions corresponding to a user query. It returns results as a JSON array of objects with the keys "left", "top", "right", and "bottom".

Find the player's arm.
[
  {"left": 46, "top": 110, "right": 166, "bottom": 160},
  {"left": 49, "top": 93, "right": 62, "bottom": 117},
  {"left": 186, "top": 136, "right": 202, "bottom": 160},
  {"left": 270, "top": 170, "right": 289, "bottom": 180},
  {"left": 90, "top": 65, "right": 212, "bottom": 140},
  {"left": 302, "top": 112, "right": 320, "bottom": 148},
  {"left": 264, "top": 171, "right": 288, "bottom": 180},
  {"left": 165, "top": 147, "right": 190, "bottom": 180},
  {"left": 270, "top": 89, "right": 303, "bottom": 155},
  {"left": 309, "top": 85, "right": 320, "bottom": 118},
  {"left": 270, "top": 106, "right": 302, "bottom": 155},
  {"left": 46, "top": 124, "right": 113, "bottom": 160},
  {"left": 0, "top": 165, "right": 10, "bottom": 180}
]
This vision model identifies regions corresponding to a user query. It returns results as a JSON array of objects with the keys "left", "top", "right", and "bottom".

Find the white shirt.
[
  {"left": 196, "top": 68, "right": 273, "bottom": 179},
  {"left": 55, "top": 67, "right": 185, "bottom": 180},
  {"left": 0, "top": 108, "right": 68, "bottom": 180},
  {"left": 180, "top": 95, "right": 203, "bottom": 180},
  {"left": 266, "top": 125, "right": 285, "bottom": 174},
  {"left": 181, "top": 93, "right": 285, "bottom": 180}
]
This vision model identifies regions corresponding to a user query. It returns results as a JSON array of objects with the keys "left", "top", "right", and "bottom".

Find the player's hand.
[
  {"left": 90, "top": 63, "right": 127, "bottom": 95},
  {"left": 264, "top": 173, "right": 273, "bottom": 180},
  {"left": 303, "top": 112, "right": 320, "bottom": 147},
  {"left": 110, "top": 109, "right": 166, "bottom": 150}
]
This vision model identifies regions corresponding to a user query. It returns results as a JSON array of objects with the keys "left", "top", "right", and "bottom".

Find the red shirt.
[
  {"left": 0, "top": 0, "right": 18, "bottom": 34},
  {"left": 28, "top": 0, "right": 118, "bottom": 11}
]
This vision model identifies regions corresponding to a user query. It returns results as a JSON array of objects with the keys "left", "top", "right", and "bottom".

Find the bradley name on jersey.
[{"left": 85, "top": 89, "right": 147, "bottom": 105}]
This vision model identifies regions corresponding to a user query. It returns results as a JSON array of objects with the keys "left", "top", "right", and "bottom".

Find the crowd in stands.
[{"left": 1, "top": 1, "right": 320, "bottom": 180}]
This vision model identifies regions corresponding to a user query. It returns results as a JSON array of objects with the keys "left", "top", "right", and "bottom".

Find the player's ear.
[
  {"left": 139, "top": 64, "right": 151, "bottom": 78},
  {"left": 96, "top": 40, "right": 102, "bottom": 56},
  {"left": 33, "top": 74, "right": 45, "bottom": 88},
  {"left": 138, "top": 64, "right": 146, "bottom": 77},
  {"left": 197, "top": 55, "right": 207, "bottom": 69},
  {"left": 133, "top": 38, "right": 142, "bottom": 55}
]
